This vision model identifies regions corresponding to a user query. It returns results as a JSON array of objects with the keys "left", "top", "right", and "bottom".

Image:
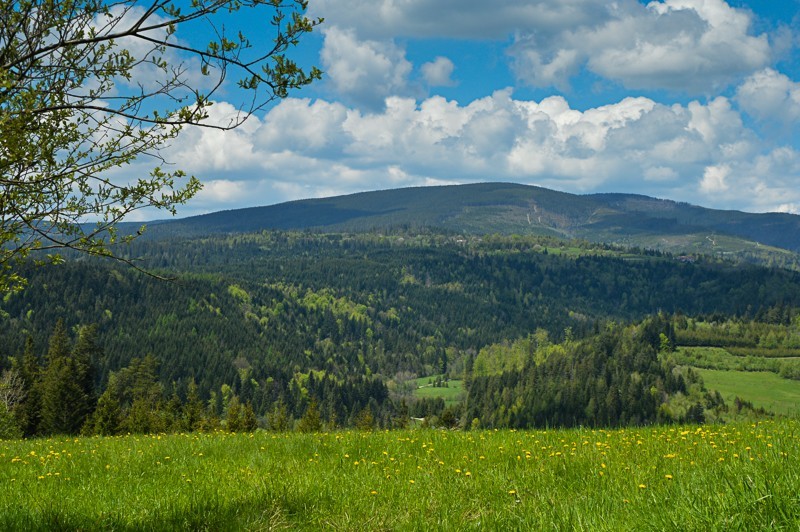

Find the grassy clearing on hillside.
[
  {"left": 413, "top": 376, "right": 464, "bottom": 406},
  {"left": 673, "top": 346, "right": 784, "bottom": 372},
  {"left": 1, "top": 421, "right": 799, "bottom": 530},
  {"left": 696, "top": 368, "right": 800, "bottom": 416}
]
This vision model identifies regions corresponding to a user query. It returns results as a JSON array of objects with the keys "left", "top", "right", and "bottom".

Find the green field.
[
  {"left": 413, "top": 376, "right": 465, "bottom": 406},
  {"left": 673, "top": 346, "right": 783, "bottom": 372},
  {"left": 696, "top": 368, "right": 800, "bottom": 415},
  {"left": 1, "top": 421, "right": 799, "bottom": 529}
]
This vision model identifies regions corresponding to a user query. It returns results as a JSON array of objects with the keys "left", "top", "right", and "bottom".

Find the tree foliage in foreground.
[{"left": 0, "top": 0, "right": 322, "bottom": 292}]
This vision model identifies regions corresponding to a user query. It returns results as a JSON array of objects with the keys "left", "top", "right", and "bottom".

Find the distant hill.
[{"left": 136, "top": 182, "right": 800, "bottom": 264}]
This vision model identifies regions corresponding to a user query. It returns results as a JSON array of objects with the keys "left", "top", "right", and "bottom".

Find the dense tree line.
[
  {"left": 1, "top": 230, "right": 799, "bottom": 436},
  {"left": 0, "top": 321, "right": 402, "bottom": 438},
  {"left": 0, "top": 312, "right": 781, "bottom": 437},
  {"left": 4, "top": 231, "right": 800, "bottom": 390},
  {"left": 461, "top": 315, "right": 763, "bottom": 429}
]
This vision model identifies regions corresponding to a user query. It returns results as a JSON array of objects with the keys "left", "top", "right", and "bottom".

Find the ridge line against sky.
[{"left": 112, "top": 0, "right": 800, "bottom": 220}]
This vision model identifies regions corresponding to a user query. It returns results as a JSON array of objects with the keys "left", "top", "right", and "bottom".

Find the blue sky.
[{"left": 132, "top": 0, "right": 800, "bottom": 218}]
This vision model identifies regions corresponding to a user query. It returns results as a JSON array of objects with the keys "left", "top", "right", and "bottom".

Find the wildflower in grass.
[
  {"left": 665, "top": 474, "right": 673, "bottom": 480},
  {"left": 639, "top": 484, "right": 646, "bottom": 489}
]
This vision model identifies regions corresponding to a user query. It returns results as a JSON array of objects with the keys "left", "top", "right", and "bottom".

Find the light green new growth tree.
[{"left": 0, "top": 0, "right": 322, "bottom": 291}]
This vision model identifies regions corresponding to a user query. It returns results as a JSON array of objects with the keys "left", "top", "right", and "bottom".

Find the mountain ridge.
[{"left": 135, "top": 182, "right": 800, "bottom": 262}]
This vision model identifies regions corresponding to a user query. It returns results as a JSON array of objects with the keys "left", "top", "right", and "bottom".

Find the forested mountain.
[
  {"left": 133, "top": 183, "right": 800, "bottom": 268},
  {"left": 1, "top": 230, "right": 799, "bottom": 434}
]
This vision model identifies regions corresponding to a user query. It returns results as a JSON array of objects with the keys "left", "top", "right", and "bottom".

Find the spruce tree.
[
  {"left": 240, "top": 402, "right": 258, "bottom": 432},
  {"left": 182, "top": 378, "right": 207, "bottom": 432},
  {"left": 89, "top": 385, "right": 122, "bottom": 436},
  {"left": 226, "top": 396, "right": 243, "bottom": 432},
  {"left": 39, "top": 320, "right": 91, "bottom": 435},
  {"left": 17, "top": 336, "right": 41, "bottom": 436},
  {"left": 297, "top": 398, "right": 322, "bottom": 433},
  {"left": 72, "top": 325, "right": 101, "bottom": 405},
  {"left": 266, "top": 400, "right": 292, "bottom": 432}
]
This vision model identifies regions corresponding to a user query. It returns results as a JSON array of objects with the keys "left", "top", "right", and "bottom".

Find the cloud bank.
[{"left": 117, "top": 0, "right": 800, "bottom": 219}]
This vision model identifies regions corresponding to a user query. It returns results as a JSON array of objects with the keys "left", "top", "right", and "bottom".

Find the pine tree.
[
  {"left": 266, "top": 400, "right": 292, "bottom": 432},
  {"left": 297, "top": 398, "right": 322, "bottom": 433},
  {"left": 89, "top": 385, "right": 122, "bottom": 436},
  {"left": 39, "top": 320, "right": 90, "bottom": 435},
  {"left": 240, "top": 402, "right": 258, "bottom": 432},
  {"left": 226, "top": 396, "right": 243, "bottom": 432},
  {"left": 72, "top": 325, "right": 100, "bottom": 401},
  {"left": 182, "top": 378, "right": 206, "bottom": 431},
  {"left": 354, "top": 405, "right": 374, "bottom": 431},
  {"left": 16, "top": 337, "right": 41, "bottom": 436},
  {"left": 116, "top": 355, "right": 166, "bottom": 434}
]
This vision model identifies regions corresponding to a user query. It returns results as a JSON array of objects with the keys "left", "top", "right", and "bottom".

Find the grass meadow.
[
  {"left": 1, "top": 420, "right": 798, "bottom": 530},
  {"left": 413, "top": 376, "right": 464, "bottom": 407},
  {"left": 696, "top": 368, "right": 800, "bottom": 416}
]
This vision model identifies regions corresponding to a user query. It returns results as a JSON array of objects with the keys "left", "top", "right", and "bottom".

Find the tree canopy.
[{"left": 0, "top": 0, "right": 322, "bottom": 291}]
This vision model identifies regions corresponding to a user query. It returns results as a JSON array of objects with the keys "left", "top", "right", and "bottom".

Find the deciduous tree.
[{"left": 0, "top": 0, "right": 322, "bottom": 291}]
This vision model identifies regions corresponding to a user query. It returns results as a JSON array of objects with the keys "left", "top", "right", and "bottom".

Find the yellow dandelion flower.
[
  {"left": 639, "top": 484, "right": 646, "bottom": 489},
  {"left": 665, "top": 474, "right": 673, "bottom": 480}
]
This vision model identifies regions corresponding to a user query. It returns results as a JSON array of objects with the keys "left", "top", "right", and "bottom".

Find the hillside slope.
[{"left": 135, "top": 183, "right": 800, "bottom": 263}]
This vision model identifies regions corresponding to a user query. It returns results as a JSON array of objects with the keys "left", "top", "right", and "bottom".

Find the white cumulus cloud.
[
  {"left": 736, "top": 68, "right": 800, "bottom": 126},
  {"left": 311, "top": 0, "right": 774, "bottom": 94},
  {"left": 421, "top": 57, "right": 456, "bottom": 87},
  {"left": 511, "top": 0, "right": 772, "bottom": 91},
  {"left": 320, "top": 27, "right": 415, "bottom": 109},
  {"left": 133, "top": 90, "right": 800, "bottom": 217}
]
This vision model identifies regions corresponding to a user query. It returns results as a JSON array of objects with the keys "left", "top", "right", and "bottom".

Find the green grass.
[
  {"left": 413, "top": 376, "right": 464, "bottom": 406},
  {"left": 1, "top": 421, "right": 799, "bottom": 529},
  {"left": 672, "top": 346, "right": 783, "bottom": 372},
  {"left": 696, "top": 368, "right": 800, "bottom": 416}
]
